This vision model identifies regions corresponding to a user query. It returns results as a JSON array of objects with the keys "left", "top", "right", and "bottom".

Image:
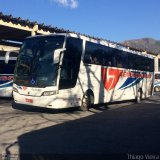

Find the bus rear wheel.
[{"left": 80, "top": 91, "right": 94, "bottom": 111}]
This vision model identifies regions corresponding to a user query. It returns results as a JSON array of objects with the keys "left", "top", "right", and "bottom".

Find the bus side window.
[
  {"left": 103, "top": 48, "right": 113, "bottom": 67},
  {"left": 84, "top": 42, "right": 104, "bottom": 66},
  {"left": 6, "top": 60, "right": 16, "bottom": 74},
  {"left": 91, "top": 51, "right": 101, "bottom": 65},
  {"left": 113, "top": 50, "right": 123, "bottom": 68},
  {"left": 83, "top": 53, "right": 92, "bottom": 64},
  {"left": 127, "top": 53, "right": 134, "bottom": 69}
]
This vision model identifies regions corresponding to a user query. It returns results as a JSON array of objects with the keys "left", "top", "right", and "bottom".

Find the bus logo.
[
  {"left": 102, "top": 67, "right": 152, "bottom": 91},
  {"left": 101, "top": 67, "right": 122, "bottom": 91},
  {"left": 30, "top": 78, "right": 36, "bottom": 85}
]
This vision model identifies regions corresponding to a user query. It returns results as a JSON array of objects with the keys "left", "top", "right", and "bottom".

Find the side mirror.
[
  {"left": 53, "top": 48, "right": 66, "bottom": 64},
  {"left": 5, "top": 51, "right": 10, "bottom": 64}
]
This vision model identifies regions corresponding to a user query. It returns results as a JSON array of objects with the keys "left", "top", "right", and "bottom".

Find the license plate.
[{"left": 25, "top": 98, "right": 33, "bottom": 103}]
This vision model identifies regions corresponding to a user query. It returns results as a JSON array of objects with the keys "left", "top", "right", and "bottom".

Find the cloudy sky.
[
  {"left": 0, "top": 0, "right": 160, "bottom": 42},
  {"left": 51, "top": 0, "right": 78, "bottom": 8}
]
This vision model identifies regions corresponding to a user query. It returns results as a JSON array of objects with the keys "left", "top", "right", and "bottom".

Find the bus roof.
[{"left": 26, "top": 33, "right": 154, "bottom": 59}]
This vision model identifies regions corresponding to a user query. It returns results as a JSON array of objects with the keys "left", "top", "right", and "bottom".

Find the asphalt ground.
[{"left": 0, "top": 93, "right": 160, "bottom": 160}]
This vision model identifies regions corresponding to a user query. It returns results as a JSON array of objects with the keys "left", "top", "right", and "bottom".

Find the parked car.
[{"left": 154, "top": 72, "right": 160, "bottom": 92}]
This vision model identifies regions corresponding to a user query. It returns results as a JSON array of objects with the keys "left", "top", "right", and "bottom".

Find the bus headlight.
[
  {"left": 13, "top": 87, "right": 18, "bottom": 93},
  {"left": 42, "top": 91, "right": 58, "bottom": 96}
]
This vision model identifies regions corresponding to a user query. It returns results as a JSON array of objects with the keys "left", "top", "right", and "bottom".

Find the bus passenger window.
[
  {"left": 102, "top": 58, "right": 112, "bottom": 66},
  {"left": 117, "top": 59, "right": 123, "bottom": 68},
  {"left": 91, "top": 55, "right": 100, "bottom": 65},
  {"left": 83, "top": 54, "right": 92, "bottom": 64}
]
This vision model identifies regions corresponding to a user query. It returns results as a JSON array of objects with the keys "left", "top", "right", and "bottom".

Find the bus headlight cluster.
[
  {"left": 42, "top": 91, "right": 58, "bottom": 96},
  {"left": 13, "top": 87, "right": 18, "bottom": 93}
]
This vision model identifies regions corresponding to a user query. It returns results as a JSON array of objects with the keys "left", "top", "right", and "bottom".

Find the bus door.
[{"left": 58, "top": 37, "right": 82, "bottom": 106}]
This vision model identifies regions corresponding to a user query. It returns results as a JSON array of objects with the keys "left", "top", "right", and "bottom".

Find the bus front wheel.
[{"left": 80, "top": 91, "right": 94, "bottom": 111}]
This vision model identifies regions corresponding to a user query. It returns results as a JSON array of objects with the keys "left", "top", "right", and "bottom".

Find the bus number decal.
[
  {"left": 25, "top": 98, "right": 33, "bottom": 103},
  {"left": 101, "top": 68, "right": 122, "bottom": 91}
]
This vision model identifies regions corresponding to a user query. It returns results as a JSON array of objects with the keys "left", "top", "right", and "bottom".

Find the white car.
[{"left": 154, "top": 72, "right": 160, "bottom": 92}]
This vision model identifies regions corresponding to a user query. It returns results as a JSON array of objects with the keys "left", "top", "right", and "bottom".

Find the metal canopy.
[
  {"left": 0, "top": 25, "right": 31, "bottom": 42},
  {"left": 0, "top": 12, "right": 69, "bottom": 43},
  {"left": 0, "top": 12, "right": 158, "bottom": 56}
]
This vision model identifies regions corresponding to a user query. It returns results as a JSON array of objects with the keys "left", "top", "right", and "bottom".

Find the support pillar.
[{"left": 31, "top": 24, "right": 38, "bottom": 36}]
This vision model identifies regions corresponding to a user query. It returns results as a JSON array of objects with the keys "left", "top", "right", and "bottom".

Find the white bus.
[
  {"left": 13, "top": 33, "right": 154, "bottom": 110},
  {"left": 0, "top": 51, "right": 18, "bottom": 97}
]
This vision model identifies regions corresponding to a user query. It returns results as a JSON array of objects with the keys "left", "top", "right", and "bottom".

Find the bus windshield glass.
[{"left": 14, "top": 35, "right": 65, "bottom": 87}]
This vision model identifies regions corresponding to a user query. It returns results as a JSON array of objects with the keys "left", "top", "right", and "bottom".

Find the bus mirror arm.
[{"left": 53, "top": 48, "right": 66, "bottom": 64}]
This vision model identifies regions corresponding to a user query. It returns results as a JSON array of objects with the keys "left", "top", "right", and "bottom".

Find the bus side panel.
[
  {"left": 78, "top": 65, "right": 154, "bottom": 105},
  {"left": 0, "top": 87, "right": 13, "bottom": 97},
  {"left": 78, "top": 64, "right": 103, "bottom": 104},
  {"left": 100, "top": 68, "right": 137, "bottom": 102}
]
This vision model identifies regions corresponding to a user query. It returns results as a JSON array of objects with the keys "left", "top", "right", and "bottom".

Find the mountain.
[{"left": 122, "top": 38, "right": 160, "bottom": 55}]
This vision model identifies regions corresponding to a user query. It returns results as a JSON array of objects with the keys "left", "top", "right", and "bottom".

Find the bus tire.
[
  {"left": 136, "top": 89, "right": 142, "bottom": 103},
  {"left": 80, "top": 90, "right": 94, "bottom": 111}
]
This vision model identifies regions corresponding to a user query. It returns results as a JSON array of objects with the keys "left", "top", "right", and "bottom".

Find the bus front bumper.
[{"left": 12, "top": 91, "right": 70, "bottom": 109}]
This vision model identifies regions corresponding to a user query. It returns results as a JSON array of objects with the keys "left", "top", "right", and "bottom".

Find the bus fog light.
[
  {"left": 13, "top": 87, "right": 18, "bottom": 93},
  {"left": 42, "top": 91, "right": 58, "bottom": 96}
]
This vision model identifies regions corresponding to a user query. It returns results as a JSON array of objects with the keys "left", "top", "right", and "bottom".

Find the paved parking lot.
[{"left": 0, "top": 94, "right": 160, "bottom": 159}]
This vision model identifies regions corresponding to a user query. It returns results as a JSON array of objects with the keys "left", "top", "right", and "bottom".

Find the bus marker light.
[{"left": 13, "top": 87, "right": 18, "bottom": 93}]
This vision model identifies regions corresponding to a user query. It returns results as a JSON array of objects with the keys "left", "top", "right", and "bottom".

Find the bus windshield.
[{"left": 14, "top": 35, "right": 65, "bottom": 87}]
